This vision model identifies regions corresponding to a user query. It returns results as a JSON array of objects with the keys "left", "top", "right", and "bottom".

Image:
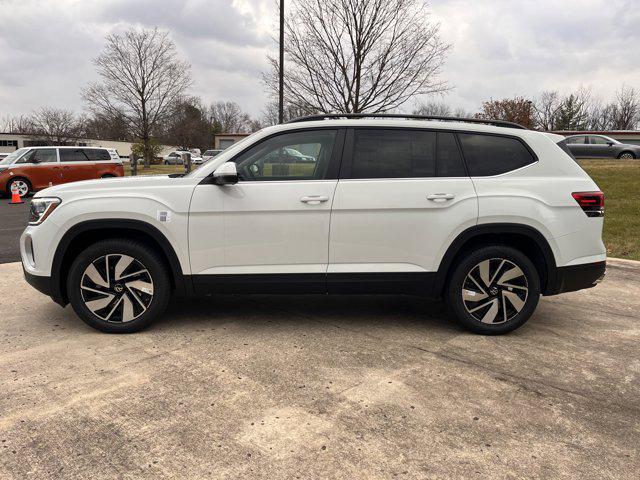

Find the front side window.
[
  {"left": 27, "top": 148, "right": 57, "bottom": 163},
  {"left": 589, "top": 136, "right": 611, "bottom": 145},
  {"left": 234, "top": 130, "right": 337, "bottom": 181},
  {"left": 458, "top": 133, "right": 536, "bottom": 176}
]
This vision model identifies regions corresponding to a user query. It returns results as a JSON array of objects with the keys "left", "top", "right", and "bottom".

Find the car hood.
[{"left": 34, "top": 175, "right": 184, "bottom": 199}]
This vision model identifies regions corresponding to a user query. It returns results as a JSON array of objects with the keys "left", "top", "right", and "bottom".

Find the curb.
[{"left": 607, "top": 257, "right": 640, "bottom": 268}]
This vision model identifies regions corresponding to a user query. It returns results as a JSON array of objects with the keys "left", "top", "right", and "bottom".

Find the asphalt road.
[
  {"left": 0, "top": 259, "right": 638, "bottom": 479},
  {"left": 0, "top": 199, "right": 29, "bottom": 264}
]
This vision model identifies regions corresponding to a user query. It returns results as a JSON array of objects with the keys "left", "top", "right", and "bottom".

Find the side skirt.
[{"left": 191, "top": 272, "right": 436, "bottom": 296}]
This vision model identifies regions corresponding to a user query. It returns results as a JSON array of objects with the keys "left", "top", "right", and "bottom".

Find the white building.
[{"left": 0, "top": 132, "right": 176, "bottom": 158}]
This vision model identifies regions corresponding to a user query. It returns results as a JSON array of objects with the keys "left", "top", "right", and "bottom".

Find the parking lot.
[
  {"left": 0, "top": 200, "right": 28, "bottom": 264},
  {"left": 0, "top": 258, "right": 638, "bottom": 479}
]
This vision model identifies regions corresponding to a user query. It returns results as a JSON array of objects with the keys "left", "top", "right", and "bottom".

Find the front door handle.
[
  {"left": 300, "top": 195, "right": 329, "bottom": 205},
  {"left": 427, "top": 193, "right": 455, "bottom": 202}
]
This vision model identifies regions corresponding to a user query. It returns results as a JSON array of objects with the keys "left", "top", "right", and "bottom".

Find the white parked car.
[
  {"left": 21, "top": 114, "right": 606, "bottom": 334},
  {"left": 202, "top": 149, "right": 223, "bottom": 161},
  {"left": 163, "top": 150, "right": 203, "bottom": 165}
]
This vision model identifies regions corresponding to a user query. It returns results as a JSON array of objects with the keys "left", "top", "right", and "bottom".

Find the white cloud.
[{"left": 0, "top": 0, "right": 638, "bottom": 119}]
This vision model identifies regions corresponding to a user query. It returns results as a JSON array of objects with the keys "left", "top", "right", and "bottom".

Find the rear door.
[
  {"left": 588, "top": 136, "right": 614, "bottom": 158},
  {"left": 327, "top": 128, "right": 478, "bottom": 294},
  {"left": 565, "top": 136, "right": 588, "bottom": 157},
  {"left": 59, "top": 148, "right": 95, "bottom": 183}
]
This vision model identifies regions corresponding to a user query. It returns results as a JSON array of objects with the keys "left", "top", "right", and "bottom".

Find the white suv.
[{"left": 21, "top": 115, "right": 606, "bottom": 334}]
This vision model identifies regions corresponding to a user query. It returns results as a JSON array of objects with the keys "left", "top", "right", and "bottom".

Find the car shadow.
[{"left": 152, "top": 293, "right": 462, "bottom": 334}]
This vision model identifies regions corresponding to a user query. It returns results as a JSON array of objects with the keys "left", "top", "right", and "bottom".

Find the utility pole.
[{"left": 278, "top": 0, "right": 284, "bottom": 124}]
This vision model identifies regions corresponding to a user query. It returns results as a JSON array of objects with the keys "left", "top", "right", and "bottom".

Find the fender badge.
[{"left": 157, "top": 210, "right": 171, "bottom": 223}]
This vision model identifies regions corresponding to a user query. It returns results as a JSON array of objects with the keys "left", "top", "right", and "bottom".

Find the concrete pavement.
[{"left": 0, "top": 259, "right": 638, "bottom": 479}]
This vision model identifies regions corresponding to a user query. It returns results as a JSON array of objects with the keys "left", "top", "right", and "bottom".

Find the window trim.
[
  {"left": 204, "top": 127, "right": 346, "bottom": 183},
  {"left": 339, "top": 126, "right": 470, "bottom": 180}
]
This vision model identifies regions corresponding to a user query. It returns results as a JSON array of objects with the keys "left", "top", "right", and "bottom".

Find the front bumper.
[{"left": 546, "top": 261, "right": 606, "bottom": 295}]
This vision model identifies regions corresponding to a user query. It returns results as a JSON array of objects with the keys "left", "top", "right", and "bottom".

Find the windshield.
[
  {"left": 0, "top": 148, "right": 29, "bottom": 165},
  {"left": 184, "top": 131, "right": 259, "bottom": 177}
]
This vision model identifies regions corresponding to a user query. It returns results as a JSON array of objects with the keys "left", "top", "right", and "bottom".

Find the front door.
[
  {"left": 328, "top": 128, "right": 478, "bottom": 294},
  {"left": 189, "top": 128, "right": 344, "bottom": 293},
  {"left": 588, "top": 136, "right": 614, "bottom": 158},
  {"left": 15, "top": 148, "right": 60, "bottom": 190}
]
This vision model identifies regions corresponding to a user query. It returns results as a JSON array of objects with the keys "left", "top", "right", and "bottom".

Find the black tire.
[
  {"left": 7, "top": 177, "right": 31, "bottom": 198},
  {"left": 67, "top": 239, "right": 171, "bottom": 333},
  {"left": 446, "top": 245, "right": 540, "bottom": 335},
  {"left": 101, "top": 174, "right": 116, "bottom": 178},
  {"left": 617, "top": 151, "right": 636, "bottom": 160}
]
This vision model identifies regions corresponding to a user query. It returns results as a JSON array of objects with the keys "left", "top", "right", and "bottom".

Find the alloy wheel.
[
  {"left": 11, "top": 180, "right": 29, "bottom": 197},
  {"left": 462, "top": 258, "right": 529, "bottom": 324},
  {"left": 80, "top": 254, "right": 154, "bottom": 323},
  {"left": 619, "top": 152, "right": 634, "bottom": 160}
]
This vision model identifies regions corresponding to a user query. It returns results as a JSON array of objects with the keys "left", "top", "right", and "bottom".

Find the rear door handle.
[
  {"left": 300, "top": 195, "right": 329, "bottom": 205},
  {"left": 427, "top": 193, "right": 455, "bottom": 202}
]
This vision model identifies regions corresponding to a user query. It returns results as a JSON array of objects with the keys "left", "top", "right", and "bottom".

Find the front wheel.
[
  {"left": 7, "top": 178, "right": 31, "bottom": 198},
  {"left": 446, "top": 245, "right": 540, "bottom": 335},
  {"left": 67, "top": 239, "right": 171, "bottom": 333},
  {"left": 618, "top": 151, "right": 636, "bottom": 160}
]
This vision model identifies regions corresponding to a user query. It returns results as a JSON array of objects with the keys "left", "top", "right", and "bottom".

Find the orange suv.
[{"left": 0, "top": 146, "right": 124, "bottom": 198}]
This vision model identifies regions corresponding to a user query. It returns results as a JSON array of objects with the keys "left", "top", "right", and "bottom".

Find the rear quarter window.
[
  {"left": 83, "top": 149, "right": 111, "bottom": 161},
  {"left": 458, "top": 133, "right": 536, "bottom": 176}
]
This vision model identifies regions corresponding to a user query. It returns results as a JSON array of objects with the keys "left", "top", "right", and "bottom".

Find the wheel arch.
[
  {"left": 434, "top": 223, "right": 558, "bottom": 298},
  {"left": 50, "top": 219, "right": 189, "bottom": 306},
  {"left": 617, "top": 150, "right": 636, "bottom": 159}
]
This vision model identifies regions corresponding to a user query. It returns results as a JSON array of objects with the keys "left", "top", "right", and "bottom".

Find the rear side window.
[
  {"left": 350, "top": 129, "right": 466, "bottom": 179},
  {"left": 60, "top": 149, "right": 89, "bottom": 162},
  {"left": 458, "top": 133, "right": 536, "bottom": 176},
  {"left": 83, "top": 149, "right": 111, "bottom": 161},
  {"left": 556, "top": 140, "right": 577, "bottom": 161}
]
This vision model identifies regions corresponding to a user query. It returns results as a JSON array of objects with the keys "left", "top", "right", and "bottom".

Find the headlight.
[{"left": 29, "top": 197, "right": 61, "bottom": 225}]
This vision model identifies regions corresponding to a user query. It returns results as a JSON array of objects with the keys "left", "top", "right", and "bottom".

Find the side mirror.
[
  {"left": 212, "top": 162, "right": 238, "bottom": 185},
  {"left": 30, "top": 158, "right": 40, "bottom": 164},
  {"left": 607, "top": 141, "right": 614, "bottom": 146}
]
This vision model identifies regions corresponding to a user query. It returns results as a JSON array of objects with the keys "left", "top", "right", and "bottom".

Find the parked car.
[
  {"left": 22, "top": 115, "right": 606, "bottom": 335},
  {"left": 564, "top": 135, "right": 640, "bottom": 159},
  {"left": 0, "top": 146, "right": 123, "bottom": 198},
  {"left": 163, "top": 150, "right": 203, "bottom": 165},
  {"left": 202, "top": 149, "right": 223, "bottom": 161}
]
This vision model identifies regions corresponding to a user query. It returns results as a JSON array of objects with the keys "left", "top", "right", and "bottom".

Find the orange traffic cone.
[{"left": 9, "top": 184, "right": 24, "bottom": 205}]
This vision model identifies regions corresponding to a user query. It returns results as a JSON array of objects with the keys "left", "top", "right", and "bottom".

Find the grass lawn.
[
  {"left": 126, "top": 161, "right": 639, "bottom": 261},
  {"left": 579, "top": 160, "right": 640, "bottom": 261}
]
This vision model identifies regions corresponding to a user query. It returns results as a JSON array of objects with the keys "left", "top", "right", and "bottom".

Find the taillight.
[{"left": 572, "top": 191, "right": 604, "bottom": 217}]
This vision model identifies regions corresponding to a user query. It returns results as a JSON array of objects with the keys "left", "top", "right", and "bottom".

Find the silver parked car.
[{"left": 565, "top": 135, "right": 640, "bottom": 159}]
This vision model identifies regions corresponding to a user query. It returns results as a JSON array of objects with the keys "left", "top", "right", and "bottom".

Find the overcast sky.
[{"left": 0, "top": 0, "right": 638, "bottom": 120}]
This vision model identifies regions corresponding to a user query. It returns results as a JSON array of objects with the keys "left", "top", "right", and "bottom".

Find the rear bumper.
[{"left": 545, "top": 261, "right": 606, "bottom": 296}]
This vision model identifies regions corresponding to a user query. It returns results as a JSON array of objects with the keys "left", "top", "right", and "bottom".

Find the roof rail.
[{"left": 286, "top": 113, "right": 527, "bottom": 130}]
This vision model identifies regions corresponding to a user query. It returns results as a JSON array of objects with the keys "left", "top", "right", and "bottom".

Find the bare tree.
[
  {"left": 609, "top": 85, "right": 639, "bottom": 130},
  {"left": 208, "top": 101, "right": 252, "bottom": 133},
  {"left": 264, "top": 0, "right": 449, "bottom": 114},
  {"left": 261, "top": 100, "right": 316, "bottom": 126},
  {"left": 83, "top": 28, "right": 191, "bottom": 166},
  {"left": 1, "top": 115, "right": 34, "bottom": 134},
  {"left": 29, "top": 107, "right": 83, "bottom": 145},
  {"left": 534, "top": 91, "right": 562, "bottom": 131},
  {"left": 412, "top": 101, "right": 452, "bottom": 117}
]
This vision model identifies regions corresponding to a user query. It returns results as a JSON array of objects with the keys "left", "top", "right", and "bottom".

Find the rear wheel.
[
  {"left": 618, "top": 151, "right": 635, "bottom": 160},
  {"left": 446, "top": 245, "right": 540, "bottom": 335},
  {"left": 67, "top": 239, "right": 171, "bottom": 333},
  {"left": 7, "top": 178, "right": 31, "bottom": 198},
  {"left": 101, "top": 174, "right": 116, "bottom": 178}
]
